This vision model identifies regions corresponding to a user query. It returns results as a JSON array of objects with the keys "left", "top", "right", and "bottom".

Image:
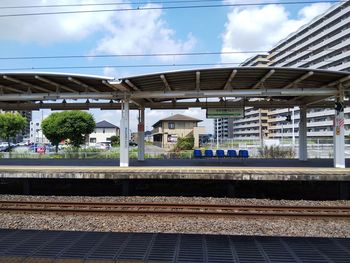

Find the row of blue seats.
[{"left": 193, "top": 149, "right": 249, "bottom": 158}]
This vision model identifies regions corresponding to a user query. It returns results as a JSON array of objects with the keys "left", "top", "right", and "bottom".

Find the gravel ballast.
[{"left": 0, "top": 195, "right": 349, "bottom": 238}]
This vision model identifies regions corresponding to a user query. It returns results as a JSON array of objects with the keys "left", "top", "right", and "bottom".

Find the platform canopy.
[{"left": 0, "top": 67, "right": 349, "bottom": 110}]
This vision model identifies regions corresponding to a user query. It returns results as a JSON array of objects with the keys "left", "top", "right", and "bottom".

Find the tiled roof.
[{"left": 96, "top": 120, "right": 118, "bottom": 128}]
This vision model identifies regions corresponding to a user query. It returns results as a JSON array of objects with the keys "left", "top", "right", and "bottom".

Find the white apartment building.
[
  {"left": 232, "top": 108, "right": 269, "bottom": 141},
  {"left": 230, "top": 1, "right": 350, "bottom": 141},
  {"left": 214, "top": 118, "right": 233, "bottom": 139},
  {"left": 88, "top": 120, "right": 120, "bottom": 146},
  {"left": 267, "top": 1, "right": 350, "bottom": 141},
  {"left": 30, "top": 121, "right": 49, "bottom": 144}
]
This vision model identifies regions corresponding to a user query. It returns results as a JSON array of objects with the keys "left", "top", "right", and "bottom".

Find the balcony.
[
  {"left": 152, "top": 127, "right": 163, "bottom": 134},
  {"left": 270, "top": 8, "right": 349, "bottom": 62}
]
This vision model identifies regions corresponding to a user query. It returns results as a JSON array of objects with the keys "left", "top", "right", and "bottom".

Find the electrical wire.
[
  {"left": 0, "top": 0, "right": 337, "bottom": 9},
  {"left": 0, "top": 0, "right": 245, "bottom": 9},
  {"left": 0, "top": 48, "right": 341, "bottom": 60},
  {"left": 0, "top": 1, "right": 343, "bottom": 18},
  {"left": 0, "top": 59, "right": 343, "bottom": 71}
]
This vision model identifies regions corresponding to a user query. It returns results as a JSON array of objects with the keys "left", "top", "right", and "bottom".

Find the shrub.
[
  {"left": 258, "top": 145, "right": 295, "bottom": 159},
  {"left": 110, "top": 135, "right": 120, "bottom": 147},
  {"left": 174, "top": 136, "right": 194, "bottom": 151}
]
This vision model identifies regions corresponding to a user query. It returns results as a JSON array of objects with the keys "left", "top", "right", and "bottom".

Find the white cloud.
[
  {"left": 91, "top": 3, "right": 196, "bottom": 62},
  {"left": 0, "top": 0, "right": 114, "bottom": 44},
  {"left": 0, "top": 1, "right": 196, "bottom": 61},
  {"left": 221, "top": 2, "right": 332, "bottom": 63},
  {"left": 103, "top": 67, "right": 119, "bottom": 78}
]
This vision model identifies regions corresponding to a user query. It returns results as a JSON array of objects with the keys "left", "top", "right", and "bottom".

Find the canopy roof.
[{"left": 0, "top": 67, "right": 349, "bottom": 110}]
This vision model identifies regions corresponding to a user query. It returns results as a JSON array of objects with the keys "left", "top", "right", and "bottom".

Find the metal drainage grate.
[{"left": 0, "top": 229, "right": 349, "bottom": 262}]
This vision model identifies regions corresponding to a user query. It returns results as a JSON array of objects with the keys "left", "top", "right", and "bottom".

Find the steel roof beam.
[
  {"left": 124, "top": 79, "right": 140, "bottom": 91},
  {"left": 3, "top": 75, "right": 52, "bottom": 93},
  {"left": 252, "top": 69, "right": 275, "bottom": 89},
  {"left": 0, "top": 86, "right": 339, "bottom": 101},
  {"left": 35, "top": 76, "right": 76, "bottom": 93},
  {"left": 224, "top": 69, "right": 237, "bottom": 90},
  {"left": 282, "top": 71, "right": 314, "bottom": 89},
  {"left": 132, "top": 88, "right": 337, "bottom": 99},
  {"left": 0, "top": 84, "right": 24, "bottom": 94},
  {"left": 299, "top": 95, "right": 335, "bottom": 106},
  {"left": 101, "top": 80, "right": 121, "bottom": 91},
  {"left": 0, "top": 100, "right": 343, "bottom": 111},
  {"left": 160, "top": 74, "right": 171, "bottom": 91},
  {"left": 196, "top": 71, "right": 200, "bottom": 91},
  {"left": 68, "top": 77, "right": 99, "bottom": 92},
  {"left": 320, "top": 75, "right": 350, "bottom": 89},
  {"left": 125, "top": 79, "right": 153, "bottom": 103}
]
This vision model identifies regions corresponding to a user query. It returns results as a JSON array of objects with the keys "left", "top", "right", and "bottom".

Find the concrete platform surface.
[
  {"left": 0, "top": 229, "right": 349, "bottom": 263},
  {"left": 1, "top": 159, "right": 350, "bottom": 181},
  {"left": 1, "top": 165, "right": 350, "bottom": 181}
]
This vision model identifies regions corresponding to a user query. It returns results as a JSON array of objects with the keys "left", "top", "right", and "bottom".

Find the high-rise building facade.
[
  {"left": 224, "top": 1, "right": 350, "bottom": 141},
  {"left": 214, "top": 118, "right": 234, "bottom": 139},
  {"left": 266, "top": 1, "right": 350, "bottom": 140}
]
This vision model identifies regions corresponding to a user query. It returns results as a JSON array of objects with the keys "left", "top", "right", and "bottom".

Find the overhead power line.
[
  {"left": 0, "top": 59, "right": 343, "bottom": 71},
  {"left": 0, "top": 0, "right": 237, "bottom": 9},
  {"left": 0, "top": 48, "right": 341, "bottom": 60},
  {"left": 0, "top": 1, "right": 343, "bottom": 18}
]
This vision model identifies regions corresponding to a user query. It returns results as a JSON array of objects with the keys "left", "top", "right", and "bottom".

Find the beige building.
[{"left": 152, "top": 114, "right": 205, "bottom": 149}]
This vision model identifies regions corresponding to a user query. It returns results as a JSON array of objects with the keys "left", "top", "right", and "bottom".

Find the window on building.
[
  {"left": 90, "top": 138, "right": 96, "bottom": 143},
  {"left": 103, "top": 129, "right": 105, "bottom": 134},
  {"left": 168, "top": 122, "right": 175, "bottom": 129}
]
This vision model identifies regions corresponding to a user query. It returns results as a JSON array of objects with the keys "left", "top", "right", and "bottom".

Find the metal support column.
[
  {"left": 299, "top": 106, "right": 307, "bottom": 161},
  {"left": 334, "top": 99, "right": 345, "bottom": 168},
  {"left": 120, "top": 99, "right": 130, "bottom": 167},
  {"left": 137, "top": 108, "right": 145, "bottom": 161}
]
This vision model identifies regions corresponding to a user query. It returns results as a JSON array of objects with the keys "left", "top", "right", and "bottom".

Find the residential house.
[
  {"left": 88, "top": 120, "right": 119, "bottom": 146},
  {"left": 152, "top": 114, "right": 205, "bottom": 148}
]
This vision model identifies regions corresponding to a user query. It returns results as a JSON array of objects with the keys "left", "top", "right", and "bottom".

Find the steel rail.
[{"left": 1, "top": 200, "right": 350, "bottom": 218}]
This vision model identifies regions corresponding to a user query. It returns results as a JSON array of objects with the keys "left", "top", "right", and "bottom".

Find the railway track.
[{"left": 0, "top": 200, "right": 350, "bottom": 218}]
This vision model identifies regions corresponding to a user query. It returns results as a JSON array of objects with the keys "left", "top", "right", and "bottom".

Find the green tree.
[
  {"left": 60, "top": 111, "right": 95, "bottom": 147},
  {"left": 110, "top": 135, "right": 120, "bottom": 147},
  {"left": 0, "top": 112, "right": 27, "bottom": 150},
  {"left": 41, "top": 112, "right": 65, "bottom": 153},
  {"left": 42, "top": 111, "right": 96, "bottom": 150}
]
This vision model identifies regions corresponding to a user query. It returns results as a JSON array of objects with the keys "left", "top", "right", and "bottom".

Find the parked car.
[
  {"left": 0, "top": 143, "right": 8, "bottom": 152},
  {"left": 17, "top": 141, "right": 29, "bottom": 146},
  {"left": 28, "top": 143, "right": 44, "bottom": 152},
  {"left": 36, "top": 146, "right": 46, "bottom": 154},
  {"left": 129, "top": 141, "right": 138, "bottom": 147},
  {"left": 94, "top": 142, "right": 111, "bottom": 150}
]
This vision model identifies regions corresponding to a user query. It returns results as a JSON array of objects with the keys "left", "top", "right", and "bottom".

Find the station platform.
[
  {"left": 0, "top": 228, "right": 349, "bottom": 262},
  {"left": 0, "top": 159, "right": 350, "bottom": 181}
]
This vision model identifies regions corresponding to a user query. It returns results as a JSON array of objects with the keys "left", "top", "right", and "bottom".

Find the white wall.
[{"left": 88, "top": 127, "right": 119, "bottom": 145}]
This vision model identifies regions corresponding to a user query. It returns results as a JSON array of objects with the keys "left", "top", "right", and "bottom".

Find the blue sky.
[{"left": 0, "top": 0, "right": 338, "bottom": 133}]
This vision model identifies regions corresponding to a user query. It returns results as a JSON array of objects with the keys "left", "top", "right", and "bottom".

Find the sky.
[{"left": 0, "top": 0, "right": 339, "bottom": 133}]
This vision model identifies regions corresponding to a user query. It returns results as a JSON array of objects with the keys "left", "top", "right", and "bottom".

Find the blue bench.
[
  {"left": 193, "top": 149, "right": 202, "bottom": 158},
  {"left": 204, "top": 149, "right": 214, "bottom": 158},
  {"left": 227, "top": 149, "right": 237, "bottom": 158},
  {"left": 193, "top": 149, "right": 249, "bottom": 159},
  {"left": 238, "top": 149, "right": 249, "bottom": 158},
  {"left": 216, "top": 149, "right": 225, "bottom": 158}
]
